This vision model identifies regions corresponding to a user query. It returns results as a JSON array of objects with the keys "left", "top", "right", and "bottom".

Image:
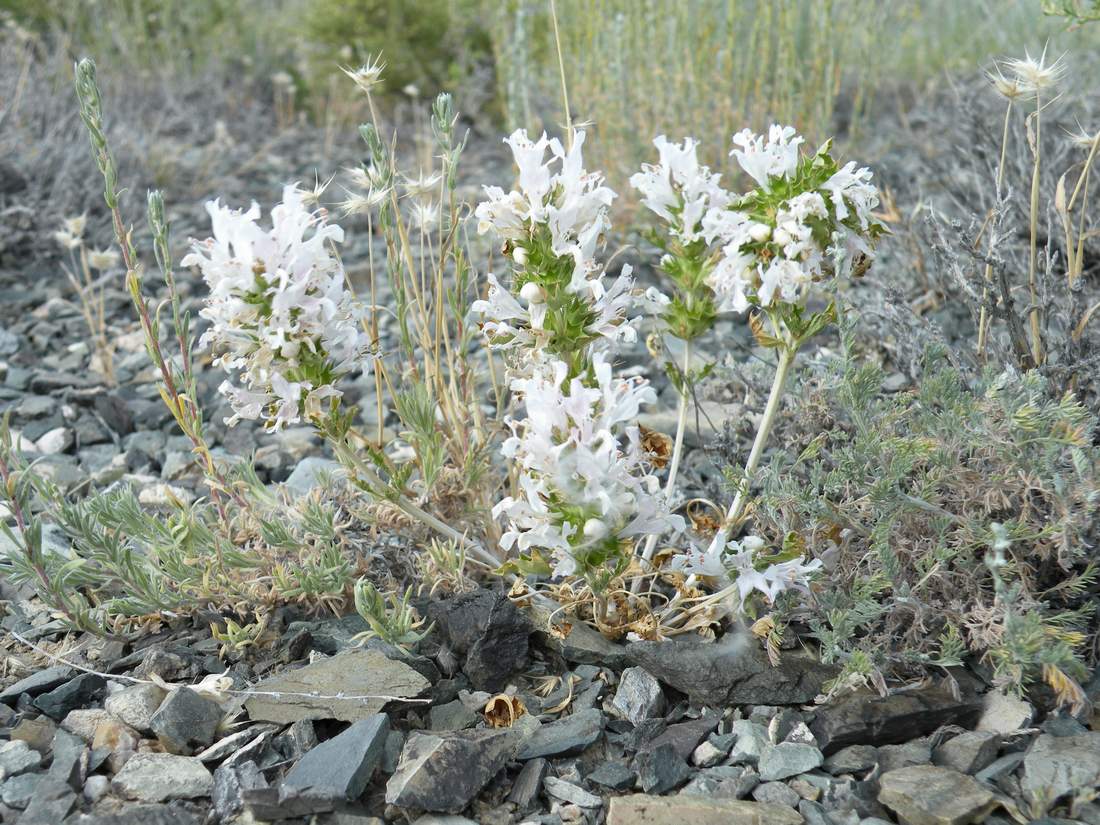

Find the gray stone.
[
  {"left": 976, "top": 690, "right": 1033, "bottom": 734},
  {"left": 627, "top": 639, "right": 838, "bottom": 707},
  {"left": 60, "top": 708, "right": 110, "bottom": 742},
  {"left": 1021, "top": 732, "right": 1100, "bottom": 804},
  {"left": 104, "top": 682, "right": 167, "bottom": 733},
  {"left": 69, "top": 805, "right": 203, "bottom": 825},
  {"left": 810, "top": 688, "right": 981, "bottom": 754},
  {"left": 212, "top": 761, "right": 268, "bottom": 823},
  {"left": 692, "top": 739, "right": 726, "bottom": 768},
  {"left": 528, "top": 599, "right": 633, "bottom": 670},
  {"left": 47, "top": 728, "right": 87, "bottom": 786},
  {"left": 195, "top": 726, "right": 272, "bottom": 762},
  {"left": 0, "top": 666, "right": 73, "bottom": 704},
  {"left": 680, "top": 765, "right": 758, "bottom": 799},
  {"left": 645, "top": 715, "right": 718, "bottom": 761},
  {"left": 411, "top": 817, "right": 478, "bottom": 825},
  {"left": 1, "top": 772, "right": 41, "bottom": 808},
  {"left": 974, "top": 752, "right": 1026, "bottom": 784},
  {"left": 82, "top": 774, "right": 110, "bottom": 803},
  {"left": 0, "top": 739, "right": 42, "bottom": 779},
  {"left": 612, "top": 667, "right": 665, "bottom": 726},
  {"left": 543, "top": 775, "right": 602, "bottom": 808},
  {"left": 150, "top": 686, "right": 223, "bottom": 754},
  {"left": 752, "top": 781, "right": 800, "bottom": 807},
  {"left": 112, "top": 753, "right": 214, "bottom": 802},
  {"left": 758, "top": 742, "right": 824, "bottom": 781},
  {"left": 607, "top": 794, "right": 803, "bottom": 825},
  {"left": 15, "top": 776, "right": 77, "bottom": 825},
  {"left": 282, "top": 713, "right": 389, "bottom": 803},
  {"left": 635, "top": 743, "right": 691, "bottom": 794},
  {"left": 427, "top": 589, "right": 532, "bottom": 692},
  {"left": 824, "top": 744, "right": 879, "bottom": 775},
  {"left": 933, "top": 731, "right": 999, "bottom": 774},
  {"left": 508, "top": 757, "right": 548, "bottom": 809},
  {"left": 878, "top": 765, "right": 994, "bottom": 825},
  {"left": 878, "top": 739, "right": 932, "bottom": 773},
  {"left": 587, "top": 761, "right": 636, "bottom": 791},
  {"left": 32, "top": 672, "right": 105, "bottom": 719},
  {"left": 518, "top": 707, "right": 603, "bottom": 759},
  {"left": 285, "top": 457, "right": 345, "bottom": 495},
  {"left": 245, "top": 648, "right": 429, "bottom": 724},
  {"left": 385, "top": 728, "right": 520, "bottom": 813},
  {"left": 728, "top": 720, "right": 770, "bottom": 765},
  {"left": 429, "top": 699, "right": 479, "bottom": 731}
]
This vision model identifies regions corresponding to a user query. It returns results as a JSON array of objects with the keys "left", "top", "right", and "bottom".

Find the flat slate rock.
[
  {"left": 517, "top": 707, "right": 604, "bottom": 759},
  {"left": 878, "top": 764, "right": 994, "bottom": 825},
  {"left": 244, "top": 649, "right": 429, "bottom": 724},
  {"left": 385, "top": 728, "right": 520, "bottom": 813},
  {"left": 282, "top": 713, "right": 390, "bottom": 802},
  {"left": 1021, "top": 732, "right": 1100, "bottom": 803},
  {"left": 68, "top": 805, "right": 203, "bottom": 825},
  {"left": 606, "top": 794, "right": 803, "bottom": 825},
  {"left": 626, "top": 638, "right": 838, "bottom": 707},
  {"left": 0, "top": 666, "right": 73, "bottom": 704},
  {"left": 810, "top": 688, "right": 982, "bottom": 754}
]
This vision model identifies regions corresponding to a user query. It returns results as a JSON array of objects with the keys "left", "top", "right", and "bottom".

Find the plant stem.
[
  {"left": 1027, "top": 97, "right": 1043, "bottom": 366},
  {"left": 548, "top": 0, "right": 573, "bottom": 150},
  {"left": 717, "top": 342, "right": 796, "bottom": 542},
  {"left": 634, "top": 338, "right": 691, "bottom": 589},
  {"left": 327, "top": 433, "right": 499, "bottom": 570},
  {"left": 977, "top": 101, "right": 1013, "bottom": 357}
]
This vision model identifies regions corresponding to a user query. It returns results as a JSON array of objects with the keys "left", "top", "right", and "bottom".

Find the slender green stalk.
[
  {"left": 635, "top": 338, "right": 692, "bottom": 583},
  {"left": 718, "top": 343, "right": 797, "bottom": 539},
  {"left": 548, "top": 0, "right": 573, "bottom": 149},
  {"left": 326, "top": 431, "right": 500, "bottom": 569},
  {"left": 1027, "top": 96, "right": 1043, "bottom": 365},
  {"left": 977, "top": 101, "right": 1014, "bottom": 357}
]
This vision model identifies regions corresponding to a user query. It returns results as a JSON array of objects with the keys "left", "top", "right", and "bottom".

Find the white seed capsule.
[
  {"left": 512, "top": 246, "right": 529, "bottom": 266},
  {"left": 749, "top": 223, "right": 772, "bottom": 242},
  {"left": 773, "top": 228, "right": 792, "bottom": 247},
  {"left": 583, "top": 518, "right": 608, "bottom": 540},
  {"left": 519, "top": 282, "right": 546, "bottom": 304}
]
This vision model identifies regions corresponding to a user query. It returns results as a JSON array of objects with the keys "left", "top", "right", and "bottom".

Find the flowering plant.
[{"left": 182, "top": 185, "right": 373, "bottom": 430}]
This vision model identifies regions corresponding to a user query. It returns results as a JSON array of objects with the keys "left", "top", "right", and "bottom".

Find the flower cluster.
[
  {"left": 475, "top": 130, "right": 681, "bottom": 586},
  {"left": 495, "top": 354, "right": 683, "bottom": 579},
  {"left": 672, "top": 533, "right": 822, "bottom": 606},
  {"left": 182, "top": 185, "right": 372, "bottom": 430},
  {"left": 473, "top": 130, "right": 638, "bottom": 368},
  {"left": 629, "top": 136, "right": 730, "bottom": 245},
  {"left": 702, "top": 125, "right": 883, "bottom": 314}
]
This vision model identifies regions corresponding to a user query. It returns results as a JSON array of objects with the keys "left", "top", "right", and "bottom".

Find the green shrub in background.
[
  {"left": 305, "top": 0, "right": 494, "bottom": 96},
  {"left": 0, "top": 0, "right": 295, "bottom": 78}
]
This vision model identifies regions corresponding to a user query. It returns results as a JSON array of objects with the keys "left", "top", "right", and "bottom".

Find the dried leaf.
[
  {"left": 639, "top": 425, "right": 673, "bottom": 469},
  {"left": 483, "top": 693, "right": 527, "bottom": 728}
]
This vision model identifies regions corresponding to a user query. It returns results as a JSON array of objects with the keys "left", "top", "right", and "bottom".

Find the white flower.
[
  {"left": 341, "top": 56, "right": 385, "bottom": 93},
  {"left": 730, "top": 125, "right": 803, "bottom": 188},
  {"left": 402, "top": 170, "right": 443, "bottom": 198},
  {"left": 671, "top": 534, "right": 821, "bottom": 608},
  {"left": 630, "top": 135, "right": 731, "bottom": 244},
  {"left": 495, "top": 353, "right": 683, "bottom": 577},
  {"left": 1002, "top": 48, "right": 1065, "bottom": 96},
  {"left": 86, "top": 249, "right": 120, "bottom": 270},
  {"left": 182, "top": 184, "right": 373, "bottom": 430},
  {"left": 822, "top": 162, "right": 878, "bottom": 230},
  {"left": 476, "top": 129, "right": 616, "bottom": 293}
]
